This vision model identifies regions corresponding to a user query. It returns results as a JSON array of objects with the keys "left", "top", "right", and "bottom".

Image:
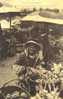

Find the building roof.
[{"left": 21, "top": 12, "right": 63, "bottom": 25}]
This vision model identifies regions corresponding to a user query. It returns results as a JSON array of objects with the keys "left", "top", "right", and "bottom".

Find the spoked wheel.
[
  {"left": 39, "top": 78, "right": 62, "bottom": 99},
  {"left": 0, "top": 85, "right": 31, "bottom": 99}
]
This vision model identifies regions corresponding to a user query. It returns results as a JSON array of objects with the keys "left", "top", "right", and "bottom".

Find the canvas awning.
[
  {"left": 21, "top": 13, "right": 63, "bottom": 25},
  {"left": 0, "top": 6, "right": 20, "bottom": 13}
]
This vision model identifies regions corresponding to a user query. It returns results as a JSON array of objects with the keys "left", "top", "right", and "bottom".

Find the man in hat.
[
  {"left": 16, "top": 40, "right": 43, "bottom": 67},
  {"left": 13, "top": 40, "right": 43, "bottom": 96}
]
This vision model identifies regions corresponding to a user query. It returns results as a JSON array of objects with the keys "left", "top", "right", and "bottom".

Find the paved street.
[{"left": 0, "top": 55, "right": 19, "bottom": 86}]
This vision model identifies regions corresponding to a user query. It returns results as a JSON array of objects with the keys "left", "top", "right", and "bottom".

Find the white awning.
[
  {"left": 21, "top": 13, "right": 63, "bottom": 25},
  {"left": 0, "top": 6, "right": 19, "bottom": 13}
]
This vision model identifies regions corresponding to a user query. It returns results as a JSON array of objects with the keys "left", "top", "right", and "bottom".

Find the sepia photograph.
[{"left": 0, "top": 0, "right": 63, "bottom": 99}]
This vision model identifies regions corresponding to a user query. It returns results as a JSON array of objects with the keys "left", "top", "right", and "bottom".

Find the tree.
[
  {"left": 33, "top": 8, "right": 37, "bottom": 12},
  {"left": 39, "top": 8, "right": 43, "bottom": 12}
]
